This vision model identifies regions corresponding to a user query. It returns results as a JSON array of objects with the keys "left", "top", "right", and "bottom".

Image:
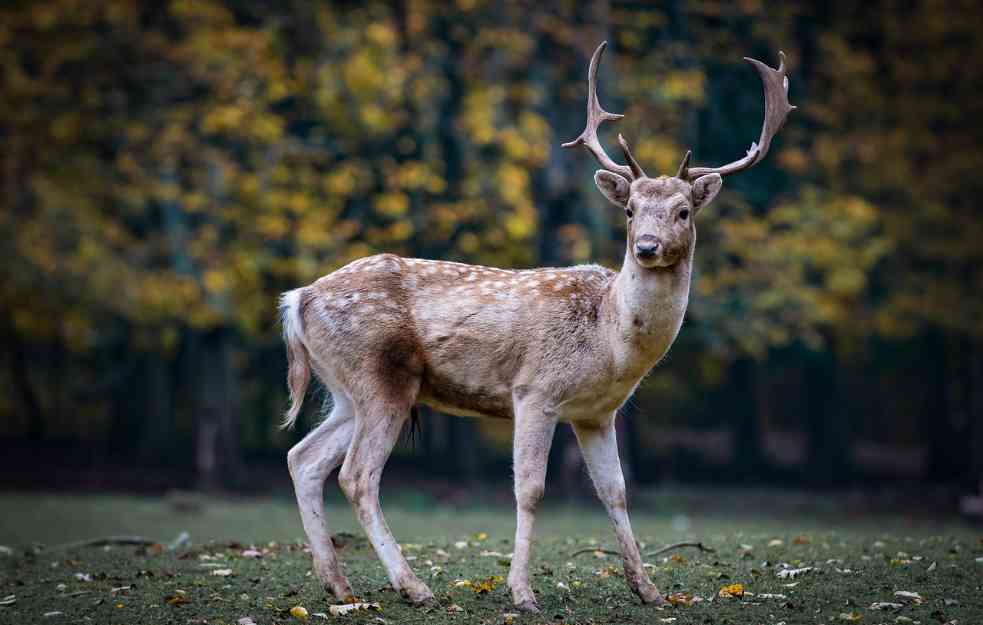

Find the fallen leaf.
[
  {"left": 241, "top": 549, "right": 262, "bottom": 559},
  {"left": 474, "top": 532, "right": 488, "bottom": 541},
  {"left": 793, "top": 535, "right": 811, "bottom": 545},
  {"left": 768, "top": 539, "right": 784, "bottom": 547},
  {"left": 211, "top": 568, "right": 234, "bottom": 577},
  {"left": 776, "top": 567, "right": 813, "bottom": 579},
  {"left": 659, "top": 618, "right": 677, "bottom": 623},
  {"left": 893, "top": 591, "right": 924, "bottom": 604},
  {"left": 165, "top": 590, "right": 190, "bottom": 606},
  {"left": 453, "top": 541, "right": 468, "bottom": 550},
  {"left": 471, "top": 575, "right": 504, "bottom": 594},
  {"left": 718, "top": 583, "right": 745, "bottom": 598},
  {"left": 237, "top": 618, "right": 257, "bottom": 625},
  {"left": 446, "top": 603, "right": 464, "bottom": 613},
  {"left": 667, "top": 592, "right": 694, "bottom": 606},
  {"left": 328, "top": 602, "right": 380, "bottom": 616},
  {"left": 758, "top": 593, "right": 787, "bottom": 600},
  {"left": 869, "top": 602, "right": 903, "bottom": 610},
  {"left": 838, "top": 611, "right": 862, "bottom": 621},
  {"left": 669, "top": 554, "right": 687, "bottom": 564},
  {"left": 290, "top": 605, "right": 309, "bottom": 621}
]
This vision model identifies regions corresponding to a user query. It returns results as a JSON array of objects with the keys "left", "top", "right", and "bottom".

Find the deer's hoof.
[
  {"left": 515, "top": 598, "right": 541, "bottom": 613},
  {"left": 399, "top": 584, "right": 436, "bottom": 607},
  {"left": 326, "top": 580, "right": 355, "bottom": 603},
  {"left": 638, "top": 585, "right": 667, "bottom": 606}
]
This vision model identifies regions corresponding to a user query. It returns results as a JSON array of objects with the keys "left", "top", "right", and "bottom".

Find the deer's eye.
[
  {"left": 625, "top": 206, "right": 634, "bottom": 219},
  {"left": 679, "top": 209, "right": 690, "bottom": 220}
]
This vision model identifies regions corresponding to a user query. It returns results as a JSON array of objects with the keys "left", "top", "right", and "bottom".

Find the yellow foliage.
[{"left": 374, "top": 192, "right": 409, "bottom": 218}]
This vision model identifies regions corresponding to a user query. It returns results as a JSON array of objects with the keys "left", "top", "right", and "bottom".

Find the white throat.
[{"left": 605, "top": 244, "right": 694, "bottom": 370}]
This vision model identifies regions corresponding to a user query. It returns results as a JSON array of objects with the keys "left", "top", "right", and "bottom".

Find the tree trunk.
[
  {"left": 804, "top": 347, "right": 851, "bottom": 486},
  {"left": 139, "top": 351, "right": 174, "bottom": 463},
  {"left": 969, "top": 339, "right": 983, "bottom": 490},
  {"left": 731, "top": 357, "right": 765, "bottom": 480},
  {"left": 4, "top": 318, "right": 43, "bottom": 441},
  {"left": 195, "top": 328, "right": 244, "bottom": 491}
]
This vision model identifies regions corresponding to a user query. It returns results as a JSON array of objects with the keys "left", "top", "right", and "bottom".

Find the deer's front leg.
[
  {"left": 573, "top": 419, "right": 666, "bottom": 606},
  {"left": 507, "top": 404, "right": 557, "bottom": 612}
]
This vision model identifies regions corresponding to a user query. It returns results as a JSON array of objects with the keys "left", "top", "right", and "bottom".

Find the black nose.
[{"left": 635, "top": 236, "right": 661, "bottom": 259}]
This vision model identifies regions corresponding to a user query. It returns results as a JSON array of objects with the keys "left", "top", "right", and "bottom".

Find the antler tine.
[
  {"left": 562, "top": 41, "right": 637, "bottom": 181},
  {"left": 618, "top": 134, "right": 647, "bottom": 179},
  {"left": 682, "top": 51, "right": 796, "bottom": 180},
  {"left": 675, "top": 150, "right": 691, "bottom": 179}
]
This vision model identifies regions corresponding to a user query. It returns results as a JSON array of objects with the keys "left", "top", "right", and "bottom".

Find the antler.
[
  {"left": 562, "top": 41, "right": 646, "bottom": 180},
  {"left": 679, "top": 51, "right": 796, "bottom": 180}
]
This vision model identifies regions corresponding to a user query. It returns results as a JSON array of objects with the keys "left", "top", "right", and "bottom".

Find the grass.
[{"left": 1, "top": 492, "right": 981, "bottom": 624}]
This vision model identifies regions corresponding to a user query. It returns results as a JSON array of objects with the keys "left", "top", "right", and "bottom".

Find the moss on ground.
[{"left": 2, "top": 509, "right": 981, "bottom": 624}]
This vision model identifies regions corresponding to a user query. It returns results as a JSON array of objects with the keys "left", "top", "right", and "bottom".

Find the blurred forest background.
[{"left": 1, "top": 0, "right": 981, "bottom": 502}]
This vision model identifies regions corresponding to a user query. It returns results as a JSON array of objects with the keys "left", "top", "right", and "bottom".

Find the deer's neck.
[{"left": 605, "top": 247, "right": 693, "bottom": 370}]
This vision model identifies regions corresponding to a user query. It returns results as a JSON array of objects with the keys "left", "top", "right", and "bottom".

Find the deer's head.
[{"left": 564, "top": 42, "right": 795, "bottom": 269}]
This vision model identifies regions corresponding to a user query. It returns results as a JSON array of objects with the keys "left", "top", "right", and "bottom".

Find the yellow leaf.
[
  {"left": 718, "top": 583, "right": 745, "bottom": 598},
  {"left": 290, "top": 605, "right": 309, "bottom": 621},
  {"left": 667, "top": 592, "right": 694, "bottom": 606}
]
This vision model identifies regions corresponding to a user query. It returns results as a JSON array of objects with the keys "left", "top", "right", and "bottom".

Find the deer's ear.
[
  {"left": 594, "top": 170, "right": 631, "bottom": 207},
  {"left": 691, "top": 174, "right": 722, "bottom": 214}
]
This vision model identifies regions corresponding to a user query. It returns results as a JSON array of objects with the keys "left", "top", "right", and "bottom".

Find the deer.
[{"left": 281, "top": 41, "right": 794, "bottom": 612}]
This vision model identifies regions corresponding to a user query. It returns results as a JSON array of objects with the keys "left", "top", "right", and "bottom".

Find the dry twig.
[{"left": 569, "top": 541, "right": 716, "bottom": 559}]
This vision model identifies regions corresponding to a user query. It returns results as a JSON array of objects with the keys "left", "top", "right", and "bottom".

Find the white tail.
[
  {"left": 279, "top": 288, "right": 310, "bottom": 430},
  {"left": 282, "top": 41, "right": 793, "bottom": 613}
]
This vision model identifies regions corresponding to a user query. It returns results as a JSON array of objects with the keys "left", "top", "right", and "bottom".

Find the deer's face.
[{"left": 594, "top": 171, "right": 722, "bottom": 269}]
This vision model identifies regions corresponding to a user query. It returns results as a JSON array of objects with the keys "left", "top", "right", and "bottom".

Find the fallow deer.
[{"left": 282, "top": 41, "right": 794, "bottom": 611}]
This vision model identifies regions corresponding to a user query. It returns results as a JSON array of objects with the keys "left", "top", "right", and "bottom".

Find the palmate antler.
[
  {"left": 562, "top": 41, "right": 646, "bottom": 181},
  {"left": 678, "top": 52, "right": 796, "bottom": 180},
  {"left": 565, "top": 41, "right": 795, "bottom": 182}
]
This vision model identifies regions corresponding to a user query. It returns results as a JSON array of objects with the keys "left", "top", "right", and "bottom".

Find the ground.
[{"left": 0, "top": 492, "right": 981, "bottom": 624}]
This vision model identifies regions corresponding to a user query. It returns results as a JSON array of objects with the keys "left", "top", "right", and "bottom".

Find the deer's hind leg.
[
  {"left": 338, "top": 340, "right": 434, "bottom": 606},
  {"left": 287, "top": 392, "right": 357, "bottom": 601}
]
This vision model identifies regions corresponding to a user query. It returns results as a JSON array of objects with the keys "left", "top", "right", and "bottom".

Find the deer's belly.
[{"left": 418, "top": 370, "right": 514, "bottom": 420}]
